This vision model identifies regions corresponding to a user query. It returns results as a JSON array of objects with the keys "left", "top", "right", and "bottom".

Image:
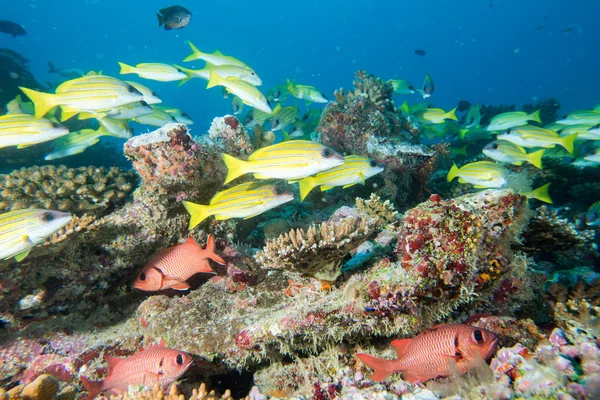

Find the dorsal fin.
[
  {"left": 104, "top": 355, "right": 120, "bottom": 376},
  {"left": 213, "top": 49, "right": 224, "bottom": 56},
  {"left": 390, "top": 338, "right": 411, "bottom": 358}
]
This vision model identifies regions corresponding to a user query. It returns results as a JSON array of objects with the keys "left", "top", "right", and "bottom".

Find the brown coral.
[
  {"left": 18, "top": 374, "right": 59, "bottom": 400},
  {"left": 43, "top": 214, "right": 98, "bottom": 246}
]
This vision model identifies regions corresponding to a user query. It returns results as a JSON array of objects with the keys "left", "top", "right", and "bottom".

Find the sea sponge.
[{"left": 20, "top": 374, "right": 59, "bottom": 400}]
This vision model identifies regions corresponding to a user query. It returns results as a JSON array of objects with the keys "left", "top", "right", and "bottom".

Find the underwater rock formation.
[
  {"left": 0, "top": 48, "right": 41, "bottom": 111},
  {"left": 318, "top": 70, "right": 442, "bottom": 207}
]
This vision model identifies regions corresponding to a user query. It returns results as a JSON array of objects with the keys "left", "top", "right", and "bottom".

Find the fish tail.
[
  {"left": 447, "top": 162, "right": 460, "bottom": 182},
  {"left": 205, "top": 234, "right": 225, "bottom": 265},
  {"left": 399, "top": 101, "right": 410, "bottom": 114},
  {"left": 445, "top": 107, "right": 458, "bottom": 121},
  {"left": 182, "top": 201, "right": 211, "bottom": 230},
  {"left": 48, "top": 61, "right": 57, "bottom": 73},
  {"left": 156, "top": 13, "right": 165, "bottom": 28},
  {"left": 527, "top": 148, "right": 545, "bottom": 169},
  {"left": 183, "top": 41, "right": 203, "bottom": 62},
  {"left": 221, "top": 153, "right": 247, "bottom": 184},
  {"left": 524, "top": 183, "right": 553, "bottom": 204},
  {"left": 458, "top": 129, "right": 468, "bottom": 140},
  {"left": 528, "top": 109, "right": 542, "bottom": 123},
  {"left": 206, "top": 71, "right": 225, "bottom": 89},
  {"left": 356, "top": 353, "right": 397, "bottom": 382},
  {"left": 19, "top": 87, "right": 57, "bottom": 119},
  {"left": 173, "top": 65, "right": 192, "bottom": 86},
  {"left": 81, "top": 376, "right": 103, "bottom": 400},
  {"left": 298, "top": 177, "right": 316, "bottom": 201},
  {"left": 118, "top": 62, "right": 135, "bottom": 75},
  {"left": 560, "top": 133, "right": 576, "bottom": 154}
]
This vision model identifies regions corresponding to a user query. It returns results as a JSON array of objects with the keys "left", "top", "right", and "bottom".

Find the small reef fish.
[
  {"left": 464, "top": 104, "right": 482, "bottom": 128},
  {"left": 155, "top": 106, "right": 194, "bottom": 125},
  {"left": 416, "top": 107, "right": 458, "bottom": 124},
  {"left": 207, "top": 72, "right": 271, "bottom": 113},
  {"left": 556, "top": 110, "right": 600, "bottom": 126},
  {"left": 296, "top": 155, "right": 384, "bottom": 201},
  {"left": 585, "top": 202, "right": 600, "bottom": 227},
  {"left": 5, "top": 95, "right": 34, "bottom": 115},
  {"left": 0, "top": 113, "right": 69, "bottom": 149},
  {"left": 81, "top": 345, "right": 193, "bottom": 399},
  {"left": 183, "top": 182, "right": 294, "bottom": 229},
  {"left": 303, "top": 108, "right": 323, "bottom": 122},
  {"left": 447, "top": 161, "right": 508, "bottom": 188},
  {"left": 48, "top": 62, "right": 85, "bottom": 79},
  {"left": 231, "top": 96, "right": 244, "bottom": 115},
  {"left": 270, "top": 104, "right": 299, "bottom": 131},
  {"left": 45, "top": 127, "right": 112, "bottom": 160},
  {"left": 420, "top": 74, "right": 434, "bottom": 99},
  {"left": 483, "top": 140, "right": 545, "bottom": 169},
  {"left": 0, "top": 209, "right": 72, "bottom": 261},
  {"left": 222, "top": 140, "right": 344, "bottom": 183},
  {"left": 497, "top": 125, "right": 576, "bottom": 154},
  {"left": 356, "top": 324, "right": 498, "bottom": 383},
  {"left": 576, "top": 128, "right": 600, "bottom": 141},
  {"left": 583, "top": 149, "right": 600, "bottom": 164},
  {"left": 286, "top": 80, "right": 328, "bottom": 103},
  {"left": 97, "top": 118, "right": 132, "bottom": 139},
  {"left": 176, "top": 63, "right": 262, "bottom": 86},
  {"left": 414, "top": 49, "right": 427, "bottom": 56},
  {"left": 134, "top": 235, "right": 224, "bottom": 291},
  {"left": 458, "top": 127, "right": 493, "bottom": 142},
  {"left": 486, "top": 110, "right": 541, "bottom": 131},
  {"left": 20, "top": 75, "right": 144, "bottom": 120},
  {"left": 118, "top": 62, "right": 186, "bottom": 82},
  {"left": 133, "top": 108, "right": 177, "bottom": 126},
  {"left": 0, "top": 20, "right": 26, "bottom": 37},
  {"left": 79, "top": 101, "right": 154, "bottom": 121},
  {"left": 183, "top": 41, "right": 250, "bottom": 68},
  {"left": 390, "top": 80, "right": 415, "bottom": 95},
  {"left": 156, "top": 5, "right": 192, "bottom": 30},
  {"left": 267, "top": 84, "right": 288, "bottom": 103},
  {"left": 126, "top": 81, "right": 162, "bottom": 105}
]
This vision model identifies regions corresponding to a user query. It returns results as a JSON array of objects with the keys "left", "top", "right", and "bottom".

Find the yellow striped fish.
[
  {"left": 222, "top": 140, "right": 344, "bottom": 184},
  {"left": 0, "top": 114, "right": 69, "bottom": 149},
  {"left": 286, "top": 79, "right": 328, "bottom": 103},
  {"left": 133, "top": 108, "right": 177, "bottom": 126},
  {"left": 20, "top": 75, "right": 143, "bottom": 120},
  {"left": 176, "top": 63, "right": 261, "bottom": 86},
  {"left": 270, "top": 103, "right": 299, "bottom": 131},
  {"left": 390, "top": 80, "right": 415, "bottom": 95},
  {"left": 296, "top": 155, "right": 384, "bottom": 201},
  {"left": 78, "top": 101, "right": 154, "bottom": 120},
  {"left": 125, "top": 81, "right": 162, "bottom": 104},
  {"left": 0, "top": 209, "right": 72, "bottom": 261},
  {"left": 118, "top": 62, "right": 186, "bottom": 82},
  {"left": 182, "top": 182, "right": 294, "bottom": 229},
  {"left": 97, "top": 118, "right": 133, "bottom": 139},
  {"left": 497, "top": 125, "right": 576, "bottom": 154},
  {"left": 44, "top": 126, "right": 121, "bottom": 160},
  {"left": 486, "top": 110, "right": 541, "bottom": 131},
  {"left": 183, "top": 41, "right": 250, "bottom": 68},
  {"left": 556, "top": 110, "right": 600, "bottom": 126},
  {"left": 207, "top": 72, "right": 271, "bottom": 113},
  {"left": 483, "top": 140, "right": 545, "bottom": 169},
  {"left": 416, "top": 107, "right": 458, "bottom": 124},
  {"left": 447, "top": 161, "right": 508, "bottom": 188},
  {"left": 154, "top": 106, "right": 194, "bottom": 125}
]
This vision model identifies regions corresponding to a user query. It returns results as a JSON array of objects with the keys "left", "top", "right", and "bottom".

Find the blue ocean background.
[{"left": 1, "top": 0, "right": 598, "bottom": 131}]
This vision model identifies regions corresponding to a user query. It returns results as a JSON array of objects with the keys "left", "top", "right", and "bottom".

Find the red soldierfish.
[
  {"left": 133, "top": 234, "right": 225, "bottom": 291},
  {"left": 81, "top": 345, "right": 193, "bottom": 399},
  {"left": 356, "top": 324, "right": 498, "bottom": 383}
]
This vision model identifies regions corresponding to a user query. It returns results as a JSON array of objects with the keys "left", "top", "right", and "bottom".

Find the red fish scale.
[
  {"left": 147, "top": 241, "right": 214, "bottom": 282},
  {"left": 99, "top": 347, "right": 188, "bottom": 392}
]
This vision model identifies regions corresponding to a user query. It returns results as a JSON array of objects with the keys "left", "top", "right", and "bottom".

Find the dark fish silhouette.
[
  {"left": 0, "top": 20, "right": 26, "bottom": 37},
  {"left": 414, "top": 49, "right": 426, "bottom": 56},
  {"left": 156, "top": 6, "right": 192, "bottom": 31}
]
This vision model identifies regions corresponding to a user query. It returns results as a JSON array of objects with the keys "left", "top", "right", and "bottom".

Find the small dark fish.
[
  {"left": 414, "top": 49, "right": 426, "bottom": 56},
  {"left": 156, "top": 5, "right": 192, "bottom": 31},
  {"left": 561, "top": 24, "right": 582, "bottom": 34},
  {"left": 535, "top": 25, "right": 544, "bottom": 31},
  {"left": 458, "top": 100, "right": 472, "bottom": 113},
  {"left": 0, "top": 20, "right": 26, "bottom": 37}
]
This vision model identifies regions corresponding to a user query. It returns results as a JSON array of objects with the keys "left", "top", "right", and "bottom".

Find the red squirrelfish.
[
  {"left": 356, "top": 324, "right": 498, "bottom": 383},
  {"left": 81, "top": 345, "right": 193, "bottom": 399},
  {"left": 133, "top": 234, "right": 225, "bottom": 291}
]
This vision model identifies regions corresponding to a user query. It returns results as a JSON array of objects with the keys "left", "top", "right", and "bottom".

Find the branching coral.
[
  {"left": 0, "top": 165, "right": 136, "bottom": 214},
  {"left": 44, "top": 214, "right": 98, "bottom": 245}
]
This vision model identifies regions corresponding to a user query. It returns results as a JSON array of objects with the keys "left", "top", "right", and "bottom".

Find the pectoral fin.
[{"left": 14, "top": 248, "right": 31, "bottom": 262}]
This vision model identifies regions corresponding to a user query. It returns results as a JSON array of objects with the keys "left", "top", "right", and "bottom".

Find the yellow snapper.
[
  {"left": 126, "top": 81, "right": 162, "bottom": 104},
  {"left": 458, "top": 127, "right": 494, "bottom": 141},
  {"left": 182, "top": 182, "right": 294, "bottom": 229},
  {"left": 0, "top": 209, "right": 72, "bottom": 261},
  {"left": 5, "top": 95, "right": 34, "bottom": 115},
  {"left": 286, "top": 79, "right": 328, "bottom": 103},
  {"left": 270, "top": 103, "right": 299, "bottom": 131},
  {"left": 221, "top": 140, "right": 344, "bottom": 184},
  {"left": 97, "top": 117, "right": 133, "bottom": 139},
  {"left": 183, "top": 41, "right": 249, "bottom": 68},
  {"left": 556, "top": 110, "right": 600, "bottom": 126},
  {"left": 176, "top": 63, "right": 261, "bottom": 86},
  {"left": 296, "top": 155, "right": 384, "bottom": 201},
  {"left": 447, "top": 161, "right": 508, "bottom": 188},
  {"left": 497, "top": 125, "right": 576, "bottom": 154},
  {"left": 118, "top": 62, "right": 186, "bottom": 82},
  {"left": 575, "top": 127, "right": 600, "bottom": 141},
  {"left": 486, "top": 110, "right": 541, "bottom": 131},
  {"left": 0, "top": 113, "right": 69, "bottom": 149},
  {"left": 44, "top": 127, "right": 117, "bottom": 160},
  {"left": 521, "top": 183, "right": 553, "bottom": 204},
  {"left": 207, "top": 72, "right": 271, "bottom": 113},
  {"left": 78, "top": 101, "right": 154, "bottom": 120},
  {"left": 416, "top": 107, "right": 458, "bottom": 124},
  {"left": 464, "top": 104, "right": 482, "bottom": 128},
  {"left": 133, "top": 108, "right": 177, "bottom": 126},
  {"left": 154, "top": 106, "right": 194, "bottom": 125},
  {"left": 20, "top": 75, "right": 143, "bottom": 120},
  {"left": 390, "top": 80, "right": 415, "bottom": 95},
  {"left": 231, "top": 96, "right": 244, "bottom": 115},
  {"left": 557, "top": 123, "right": 597, "bottom": 138},
  {"left": 483, "top": 140, "right": 545, "bottom": 169}
]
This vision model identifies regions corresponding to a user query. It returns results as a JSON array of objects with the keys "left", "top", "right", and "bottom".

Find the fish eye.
[
  {"left": 251, "top": 72, "right": 255, "bottom": 76},
  {"left": 473, "top": 329, "right": 484, "bottom": 344},
  {"left": 139, "top": 272, "right": 146, "bottom": 281},
  {"left": 127, "top": 85, "right": 136, "bottom": 93},
  {"left": 51, "top": 122, "right": 61, "bottom": 128},
  {"left": 491, "top": 143, "right": 498, "bottom": 150},
  {"left": 176, "top": 354, "right": 184, "bottom": 365},
  {"left": 369, "top": 160, "right": 377, "bottom": 167},
  {"left": 322, "top": 148, "right": 333, "bottom": 158},
  {"left": 41, "top": 212, "right": 55, "bottom": 222}
]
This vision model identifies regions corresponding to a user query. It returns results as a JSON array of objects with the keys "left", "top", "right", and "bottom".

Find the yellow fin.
[
  {"left": 19, "top": 87, "right": 57, "bottom": 119},
  {"left": 524, "top": 183, "right": 553, "bottom": 204},
  {"left": 445, "top": 107, "right": 458, "bottom": 121},
  {"left": 320, "top": 185, "right": 334, "bottom": 191},
  {"left": 182, "top": 201, "right": 211, "bottom": 229},
  {"left": 560, "top": 134, "right": 577, "bottom": 154},
  {"left": 342, "top": 183, "right": 358, "bottom": 189},
  {"left": 14, "top": 248, "right": 31, "bottom": 262},
  {"left": 206, "top": 71, "right": 225, "bottom": 89},
  {"left": 528, "top": 109, "right": 542, "bottom": 124},
  {"left": 447, "top": 163, "right": 460, "bottom": 182},
  {"left": 221, "top": 153, "right": 248, "bottom": 184},
  {"left": 118, "top": 62, "right": 136, "bottom": 75},
  {"left": 59, "top": 106, "right": 80, "bottom": 122},
  {"left": 298, "top": 176, "right": 316, "bottom": 201},
  {"left": 527, "top": 149, "right": 545, "bottom": 169},
  {"left": 183, "top": 41, "right": 202, "bottom": 62}
]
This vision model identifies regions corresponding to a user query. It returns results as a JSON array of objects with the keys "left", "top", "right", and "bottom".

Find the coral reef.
[
  {"left": 522, "top": 98, "right": 561, "bottom": 126},
  {"left": 0, "top": 48, "right": 41, "bottom": 110},
  {"left": 319, "top": 70, "right": 440, "bottom": 207},
  {"left": 0, "top": 165, "right": 136, "bottom": 214}
]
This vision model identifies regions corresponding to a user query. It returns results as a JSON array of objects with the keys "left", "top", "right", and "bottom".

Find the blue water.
[{"left": 1, "top": 0, "right": 599, "bottom": 129}]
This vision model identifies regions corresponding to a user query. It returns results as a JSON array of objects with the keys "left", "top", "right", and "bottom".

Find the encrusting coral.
[{"left": 0, "top": 165, "right": 136, "bottom": 214}]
